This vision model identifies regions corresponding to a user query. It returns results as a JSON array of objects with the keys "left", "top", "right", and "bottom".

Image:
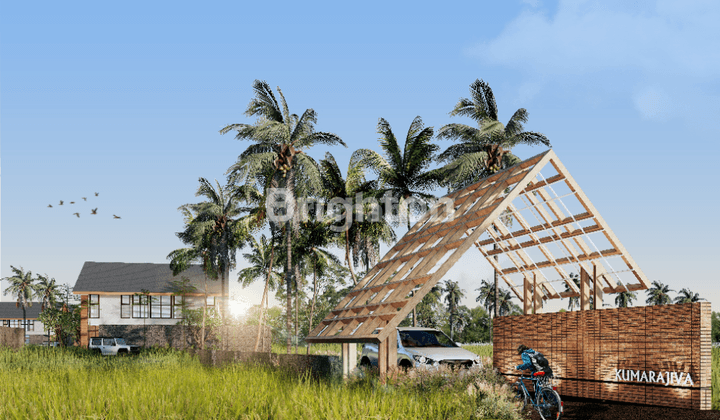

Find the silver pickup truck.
[
  {"left": 89, "top": 337, "right": 140, "bottom": 356},
  {"left": 360, "top": 327, "right": 482, "bottom": 370}
]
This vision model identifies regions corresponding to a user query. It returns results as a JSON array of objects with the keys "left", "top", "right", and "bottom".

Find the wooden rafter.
[{"left": 306, "top": 150, "right": 649, "bottom": 344}]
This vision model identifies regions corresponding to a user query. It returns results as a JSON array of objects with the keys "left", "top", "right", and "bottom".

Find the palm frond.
[
  {"left": 504, "top": 108, "right": 528, "bottom": 136},
  {"left": 376, "top": 118, "right": 404, "bottom": 173},
  {"left": 511, "top": 131, "right": 551, "bottom": 147},
  {"left": 436, "top": 123, "right": 478, "bottom": 142},
  {"left": 245, "top": 80, "right": 283, "bottom": 123}
]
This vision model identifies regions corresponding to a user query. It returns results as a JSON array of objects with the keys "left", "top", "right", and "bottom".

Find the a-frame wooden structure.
[{"left": 306, "top": 150, "right": 650, "bottom": 377}]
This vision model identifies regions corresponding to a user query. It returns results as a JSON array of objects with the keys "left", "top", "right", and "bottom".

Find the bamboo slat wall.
[{"left": 494, "top": 302, "right": 712, "bottom": 410}]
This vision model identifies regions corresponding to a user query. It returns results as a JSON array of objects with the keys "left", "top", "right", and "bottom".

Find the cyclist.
[{"left": 515, "top": 344, "right": 552, "bottom": 376}]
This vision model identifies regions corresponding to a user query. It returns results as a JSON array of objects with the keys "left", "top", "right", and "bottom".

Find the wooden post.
[
  {"left": 523, "top": 275, "right": 532, "bottom": 315},
  {"left": 80, "top": 295, "right": 89, "bottom": 348},
  {"left": 580, "top": 268, "right": 591, "bottom": 311},
  {"left": 342, "top": 343, "right": 350, "bottom": 378},
  {"left": 378, "top": 338, "right": 388, "bottom": 382},
  {"left": 387, "top": 330, "right": 397, "bottom": 372},
  {"left": 341, "top": 343, "right": 358, "bottom": 378},
  {"left": 592, "top": 264, "right": 603, "bottom": 309},
  {"left": 533, "top": 273, "right": 542, "bottom": 314}
]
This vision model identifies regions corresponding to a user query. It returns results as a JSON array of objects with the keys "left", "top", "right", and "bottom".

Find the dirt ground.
[{"left": 525, "top": 396, "right": 720, "bottom": 420}]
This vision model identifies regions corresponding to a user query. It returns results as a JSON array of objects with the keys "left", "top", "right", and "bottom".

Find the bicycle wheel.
[
  {"left": 536, "top": 387, "right": 562, "bottom": 420},
  {"left": 513, "top": 381, "right": 530, "bottom": 412}
]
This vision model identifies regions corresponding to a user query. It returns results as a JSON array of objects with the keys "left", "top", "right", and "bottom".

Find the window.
[
  {"left": 172, "top": 296, "right": 184, "bottom": 319},
  {"left": 102, "top": 338, "right": 115, "bottom": 346},
  {"left": 121, "top": 296, "right": 131, "bottom": 318},
  {"left": 206, "top": 296, "right": 216, "bottom": 307},
  {"left": 90, "top": 338, "right": 102, "bottom": 346},
  {"left": 132, "top": 295, "right": 149, "bottom": 318},
  {"left": 89, "top": 295, "right": 100, "bottom": 318},
  {"left": 151, "top": 296, "right": 172, "bottom": 319},
  {"left": 6, "top": 320, "right": 33, "bottom": 331}
]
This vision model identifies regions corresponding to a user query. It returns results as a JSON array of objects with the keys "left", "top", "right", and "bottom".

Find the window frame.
[
  {"left": 150, "top": 295, "right": 172, "bottom": 319},
  {"left": 171, "top": 296, "right": 184, "bottom": 319},
  {"left": 120, "top": 295, "right": 131, "bottom": 319},
  {"left": 89, "top": 294, "right": 100, "bottom": 318},
  {"left": 132, "top": 295, "right": 149, "bottom": 319}
]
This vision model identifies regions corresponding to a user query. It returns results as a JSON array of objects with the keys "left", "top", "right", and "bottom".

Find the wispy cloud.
[{"left": 469, "top": 0, "right": 720, "bottom": 120}]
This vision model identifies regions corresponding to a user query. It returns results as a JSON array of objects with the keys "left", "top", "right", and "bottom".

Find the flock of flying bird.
[{"left": 47, "top": 192, "right": 121, "bottom": 219}]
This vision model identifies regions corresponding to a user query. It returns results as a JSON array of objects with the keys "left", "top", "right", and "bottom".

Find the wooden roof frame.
[{"left": 306, "top": 150, "right": 649, "bottom": 344}]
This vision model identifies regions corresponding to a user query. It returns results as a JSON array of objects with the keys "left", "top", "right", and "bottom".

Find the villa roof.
[
  {"left": 0, "top": 302, "right": 43, "bottom": 319},
  {"left": 307, "top": 149, "right": 649, "bottom": 344},
  {"left": 73, "top": 262, "right": 222, "bottom": 295}
]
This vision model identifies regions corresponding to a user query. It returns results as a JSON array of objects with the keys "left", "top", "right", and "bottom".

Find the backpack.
[{"left": 530, "top": 351, "right": 553, "bottom": 376}]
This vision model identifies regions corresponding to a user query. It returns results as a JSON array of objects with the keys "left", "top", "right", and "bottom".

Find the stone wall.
[
  {"left": 99, "top": 325, "right": 191, "bottom": 349},
  {"left": 99, "top": 324, "right": 271, "bottom": 352},
  {"left": 196, "top": 350, "right": 341, "bottom": 379},
  {"left": 0, "top": 327, "right": 24, "bottom": 349},
  {"left": 493, "top": 302, "right": 712, "bottom": 410}
]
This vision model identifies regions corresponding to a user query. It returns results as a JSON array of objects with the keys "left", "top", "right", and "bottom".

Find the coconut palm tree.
[
  {"left": 237, "top": 233, "right": 283, "bottom": 351},
  {"left": 355, "top": 116, "right": 441, "bottom": 231},
  {"left": 443, "top": 280, "right": 465, "bottom": 340},
  {"left": 35, "top": 274, "right": 59, "bottom": 311},
  {"left": 674, "top": 288, "right": 704, "bottom": 304},
  {"left": 168, "top": 200, "right": 226, "bottom": 350},
  {"left": 222, "top": 80, "right": 346, "bottom": 354},
  {"left": 319, "top": 151, "right": 395, "bottom": 285},
  {"left": 475, "top": 279, "right": 496, "bottom": 317},
  {"left": 2, "top": 266, "right": 37, "bottom": 332},
  {"left": 645, "top": 281, "right": 674, "bottom": 306},
  {"left": 176, "top": 178, "right": 255, "bottom": 326},
  {"left": 436, "top": 78, "right": 551, "bottom": 191},
  {"left": 614, "top": 290, "right": 637, "bottom": 308},
  {"left": 294, "top": 217, "right": 344, "bottom": 353},
  {"left": 35, "top": 274, "right": 59, "bottom": 345},
  {"left": 475, "top": 279, "right": 522, "bottom": 316}
]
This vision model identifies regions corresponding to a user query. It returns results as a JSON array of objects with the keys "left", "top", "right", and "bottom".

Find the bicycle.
[{"left": 513, "top": 371, "right": 563, "bottom": 420}]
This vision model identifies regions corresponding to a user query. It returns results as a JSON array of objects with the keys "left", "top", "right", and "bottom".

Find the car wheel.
[{"left": 399, "top": 360, "right": 413, "bottom": 371}]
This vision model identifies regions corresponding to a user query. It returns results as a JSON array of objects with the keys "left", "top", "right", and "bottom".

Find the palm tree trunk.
[
  {"left": 345, "top": 230, "right": 358, "bottom": 285},
  {"left": 201, "top": 276, "right": 208, "bottom": 351},
  {"left": 294, "top": 263, "right": 300, "bottom": 354},
  {"left": 450, "top": 313, "right": 454, "bottom": 341},
  {"left": 307, "top": 260, "right": 318, "bottom": 356},
  {"left": 285, "top": 222, "right": 293, "bottom": 354},
  {"left": 222, "top": 267, "right": 229, "bottom": 351},
  {"left": 284, "top": 169, "right": 297, "bottom": 355},
  {"left": 254, "top": 243, "right": 275, "bottom": 352},
  {"left": 22, "top": 305, "right": 27, "bottom": 339}
]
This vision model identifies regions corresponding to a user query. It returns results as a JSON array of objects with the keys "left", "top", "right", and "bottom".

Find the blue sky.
[{"left": 2, "top": 0, "right": 718, "bottom": 316}]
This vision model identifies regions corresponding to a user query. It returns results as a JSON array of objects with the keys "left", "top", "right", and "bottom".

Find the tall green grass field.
[{"left": 0, "top": 346, "right": 521, "bottom": 420}]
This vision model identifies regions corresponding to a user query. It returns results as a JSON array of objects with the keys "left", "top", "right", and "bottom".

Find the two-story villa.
[{"left": 72, "top": 261, "right": 221, "bottom": 348}]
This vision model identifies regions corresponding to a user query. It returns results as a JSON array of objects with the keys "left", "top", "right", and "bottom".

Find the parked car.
[
  {"left": 89, "top": 337, "right": 140, "bottom": 356},
  {"left": 360, "top": 327, "right": 482, "bottom": 370}
]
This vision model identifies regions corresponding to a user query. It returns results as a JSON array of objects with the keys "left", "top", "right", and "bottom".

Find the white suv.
[
  {"left": 360, "top": 327, "right": 482, "bottom": 370},
  {"left": 89, "top": 337, "right": 140, "bottom": 356}
]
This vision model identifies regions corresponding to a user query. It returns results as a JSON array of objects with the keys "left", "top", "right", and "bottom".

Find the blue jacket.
[{"left": 516, "top": 349, "right": 538, "bottom": 371}]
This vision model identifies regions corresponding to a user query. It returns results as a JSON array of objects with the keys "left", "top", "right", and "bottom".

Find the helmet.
[{"left": 517, "top": 344, "right": 529, "bottom": 354}]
